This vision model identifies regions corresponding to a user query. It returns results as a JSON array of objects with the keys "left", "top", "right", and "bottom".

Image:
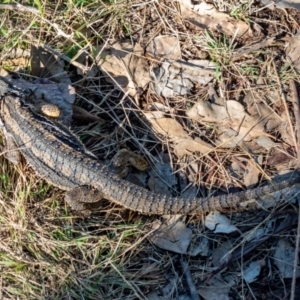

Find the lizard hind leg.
[{"left": 65, "top": 186, "right": 104, "bottom": 216}]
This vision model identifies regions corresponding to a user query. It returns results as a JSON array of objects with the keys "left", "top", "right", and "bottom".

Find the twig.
[
  {"left": 231, "top": 37, "right": 275, "bottom": 62},
  {"left": 0, "top": 4, "right": 41, "bottom": 15},
  {"left": 180, "top": 255, "right": 200, "bottom": 300}
]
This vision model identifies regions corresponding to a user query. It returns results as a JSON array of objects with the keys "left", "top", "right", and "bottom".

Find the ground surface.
[{"left": 0, "top": 1, "right": 300, "bottom": 299}]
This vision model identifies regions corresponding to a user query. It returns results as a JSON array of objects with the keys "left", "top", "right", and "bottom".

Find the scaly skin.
[{"left": 1, "top": 80, "right": 300, "bottom": 215}]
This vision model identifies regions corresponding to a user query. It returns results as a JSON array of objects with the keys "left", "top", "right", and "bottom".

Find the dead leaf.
[
  {"left": 267, "top": 150, "right": 295, "bottom": 166},
  {"left": 180, "top": 0, "right": 252, "bottom": 37},
  {"left": 243, "top": 160, "right": 260, "bottom": 188},
  {"left": 144, "top": 113, "right": 213, "bottom": 156},
  {"left": 274, "top": 239, "right": 300, "bottom": 278},
  {"left": 197, "top": 276, "right": 233, "bottom": 300},
  {"left": 95, "top": 41, "right": 151, "bottom": 99},
  {"left": 255, "top": 136, "right": 277, "bottom": 150},
  {"left": 261, "top": 0, "right": 300, "bottom": 10},
  {"left": 286, "top": 33, "right": 300, "bottom": 73},
  {"left": 243, "top": 261, "right": 263, "bottom": 283},
  {"left": 31, "top": 45, "right": 71, "bottom": 84},
  {"left": 173, "top": 136, "right": 213, "bottom": 157},
  {"left": 187, "top": 99, "right": 268, "bottom": 148},
  {"left": 149, "top": 216, "right": 192, "bottom": 254},
  {"left": 148, "top": 154, "right": 177, "bottom": 194},
  {"left": 188, "top": 236, "right": 210, "bottom": 256},
  {"left": 146, "top": 36, "right": 181, "bottom": 60},
  {"left": 150, "top": 59, "right": 215, "bottom": 97},
  {"left": 212, "top": 240, "right": 233, "bottom": 267}
]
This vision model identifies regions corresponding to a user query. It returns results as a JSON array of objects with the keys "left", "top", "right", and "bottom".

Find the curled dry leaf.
[
  {"left": 187, "top": 94, "right": 290, "bottom": 150},
  {"left": 179, "top": 0, "right": 252, "bottom": 37},
  {"left": 205, "top": 211, "right": 238, "bottom": 234},
  {"left": 244, "top": 90, "right": 293, "bottom": 147},
  {"left": 144, "top": 112, "right": 213, "bottom": 157}
]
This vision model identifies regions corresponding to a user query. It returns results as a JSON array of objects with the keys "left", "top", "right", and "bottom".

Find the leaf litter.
[{"left": 0, "top": 0, "right": 300, "bottom": 299}]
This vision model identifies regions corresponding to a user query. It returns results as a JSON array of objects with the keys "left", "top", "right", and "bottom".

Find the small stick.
[
  {"left": 180, "top": 255, "right": 200, "bottom": 300},
  {"left": 0, "top": 4, "right": 41, "bottom": 15}
]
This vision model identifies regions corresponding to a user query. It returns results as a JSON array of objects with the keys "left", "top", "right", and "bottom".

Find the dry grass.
[{"left": 0, "top": 0, "right": 300, "bottom": 299}]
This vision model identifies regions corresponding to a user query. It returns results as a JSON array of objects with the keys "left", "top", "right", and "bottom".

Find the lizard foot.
[
  {"left": 65, "top": 186, "right": 104, "bottom": 216},
  {"left": 110, "top": 148, "right": 148, "bottom": 177}
]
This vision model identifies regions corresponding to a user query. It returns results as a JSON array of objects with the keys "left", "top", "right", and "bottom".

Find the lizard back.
[{"left": 1, "top": 90, "right": 300, "bottom": 215}]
